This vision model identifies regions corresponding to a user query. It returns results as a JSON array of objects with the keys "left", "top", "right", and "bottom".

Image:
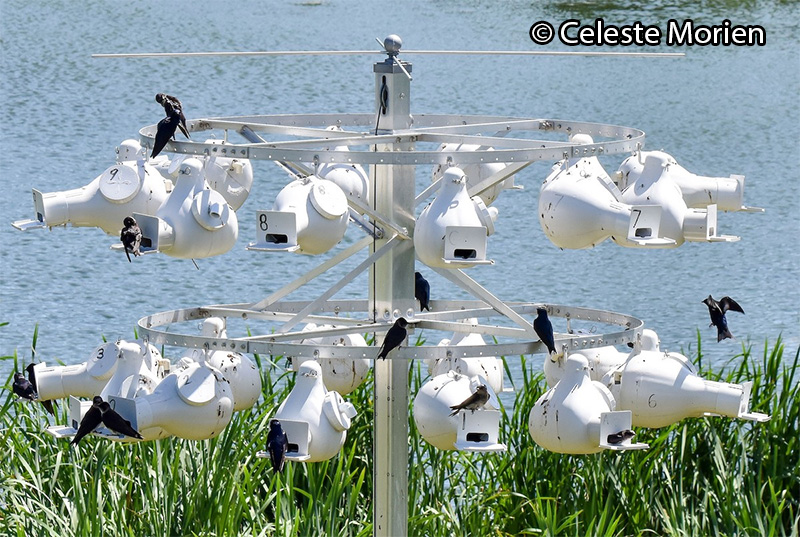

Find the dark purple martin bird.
[
  {"left": 12, "top": 372, "right": 36, "bottom": 401},
  {"left": 376, "top": 317, "right": 408, "bottom": 360},
  {"left": 71, "top": 396, "right": 104, "bottom": 446},
  {"left": 99, "top": 401, "right": 143, "bottom": 440},
  {"left": 155, "top": 93, "right": 190, "bottom": 139},
  {"left": 415, "top": 272, "right": 431, "bottom": 312},
  {"left": 449, "top": 384, "right": 489, "bottom": 416},
  {"left": 120, "top": 216, "right": 142, "bottom": 262},
  {"left": 150, "top": 109, "right": 182, "bottom": 159},
  {"left": 267, "top": 419, "right": 289, "bottom": 473},
  {"left": 607, "top": 429, "right": 636, "bottom": 445},
  {"left": 26, "top": 363, "right": 56, "bottom": 415},
  {"left": 534, "top": 307, "right": 556, "bottom": 355},
  {"left": 702, "top": 295, "right": 745, "bottom": 342}
]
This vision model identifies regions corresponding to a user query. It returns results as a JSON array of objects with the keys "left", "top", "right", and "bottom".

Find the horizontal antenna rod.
[
  {"left": 92, "top": 50, "right": 382, "bottom": 58},
  {"left": 93, "top": 49, "right": 684, "bottom": 59},
  {"left": 391, "top": 50, "right": 683, "bottom": 57}
]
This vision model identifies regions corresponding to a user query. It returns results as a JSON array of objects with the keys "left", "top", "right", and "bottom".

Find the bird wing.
[
  {"left": 42, "top": 399, "right": 56, "bottom": 416},
  {"left": 131, "top": 226, "right": 142, "bottom": 254},
  {"left": 719, "top": 296, "right": 744, "bottom": 314},
  {"left": 151, "top": 114, "right": 181, "bottom": 158},
  {"left": 451, "top": 392, "right": 477, "bottom": 411},
  {"left": 26, "top": 364, "right": 38, "bottom": 390},
  {"left": 534, "top": 318, "right": 556, "bottom": 353},
  {"left": 178, "top": 113, "right": 191, "bottom": 139},
  {"left": 72, "top": 408, "right": 101, "bottom": 444}
]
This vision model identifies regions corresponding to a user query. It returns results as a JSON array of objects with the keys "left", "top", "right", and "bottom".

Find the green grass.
[{"left": 1, "top": 331, "right": 798, "bottom": 536}]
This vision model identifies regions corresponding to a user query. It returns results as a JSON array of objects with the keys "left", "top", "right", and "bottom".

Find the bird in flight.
[{"left": 702, "top": 295, "right": 744, "bottom": 342}]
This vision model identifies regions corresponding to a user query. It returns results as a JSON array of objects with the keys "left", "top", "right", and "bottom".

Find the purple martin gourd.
[
  {"left": 376, "top": 317, "right": 408, "bottom": 360},
  {"left": 702, "top": 295, "right": 745, "bottom": 342},
  {"left": 449, "top": 384, "right": 489, "bottom": 416}
]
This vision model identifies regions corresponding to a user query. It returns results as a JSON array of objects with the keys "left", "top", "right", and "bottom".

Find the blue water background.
[{"left": 1, "top": 0, "right": 797, "bottom": 381}]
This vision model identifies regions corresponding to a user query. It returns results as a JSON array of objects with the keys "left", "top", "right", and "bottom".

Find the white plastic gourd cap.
[
  {"left": 191, "top": 189, "right": 230, "bottom": 231},
  {"left": 473, "top": 197, "right": 498, "bottom": 235},
  {"left": 309, "top": 180, "right": 348, "bottom": 220},
  {"left": 99, "top": 165, "right": 140, "bottom": 204},
  {"left": 177, "top": 365, "right": 218, "bottom": 406},
  {"left": 323, "top": 392, "right": 358, "bottom": 432}
]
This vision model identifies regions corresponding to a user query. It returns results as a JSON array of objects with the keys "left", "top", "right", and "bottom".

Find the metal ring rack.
[
  {"left": 135, "top": 109, "right": 646, "bottom": 353},
  {"left": 132, "top": 44, "right": 648, "bottom": 537},
  {"left": 138, "top": 301, "right": 644, "bottom": 360}
]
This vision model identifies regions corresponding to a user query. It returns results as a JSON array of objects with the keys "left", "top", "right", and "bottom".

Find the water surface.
[{"left": 1, "top": 0, "right": 797, "bottom": 380}]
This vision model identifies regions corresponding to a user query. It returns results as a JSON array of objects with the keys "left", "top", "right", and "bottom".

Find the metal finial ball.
[{"left": 384, "top": 35, "right": 402, "bottom": 55}]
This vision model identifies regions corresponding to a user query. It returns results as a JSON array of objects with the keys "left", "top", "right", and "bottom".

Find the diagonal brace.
[
  {"left": 251, "top": 236, "right": 373, "bottom": 311},
  {"left": 432, "top": 267, "right": 536, "bottom": 337},
  {"left": 276, "top": 236, "right": 403, "bottom": 334}
]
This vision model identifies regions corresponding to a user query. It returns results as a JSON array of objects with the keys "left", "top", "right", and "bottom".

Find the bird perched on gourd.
[
  {"left": 120, "top": 216, "right": 142, "bottom": 262},
  {"left": 267, "top": 419, "right": 289, "bottom": 473},
  {"left": 449, "top": 384, "right": 489, "bottom": 416}
]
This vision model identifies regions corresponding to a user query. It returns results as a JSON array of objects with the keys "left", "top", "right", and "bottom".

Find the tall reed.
[{"left": 1, "top": 329, "right": 797, "bottom": 536}]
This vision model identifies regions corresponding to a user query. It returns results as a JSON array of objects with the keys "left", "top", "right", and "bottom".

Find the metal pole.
[{"left": 372, "top": 47, "right": 414, "bottom": 537}]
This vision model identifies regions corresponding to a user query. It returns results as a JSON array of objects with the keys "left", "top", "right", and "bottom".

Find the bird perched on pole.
[
  {"left": 267, "top": 419, "right": 289, "bottom": 473},
  {"left": 702, "top": 295, "right": 744, "bottom": 342},
  {"left": 449, "top": 384, "right": 489, "bottom": 416},
  {"left": 415, "top": 271, "right": 431, "bottom": 312},
  {"left": 376, "top": 317, "right": 408, "bottom": 360},
  {"left": 533, "top": 307, "right": 556, "bottom": 355},
  {"left": 120, "top": 216, "right": 142, "bottom": 262}
]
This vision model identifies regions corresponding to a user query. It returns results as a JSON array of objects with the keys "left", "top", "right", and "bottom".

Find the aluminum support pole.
[{"left": 371, "top": 54, "right": 414, "bottom": 537}]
